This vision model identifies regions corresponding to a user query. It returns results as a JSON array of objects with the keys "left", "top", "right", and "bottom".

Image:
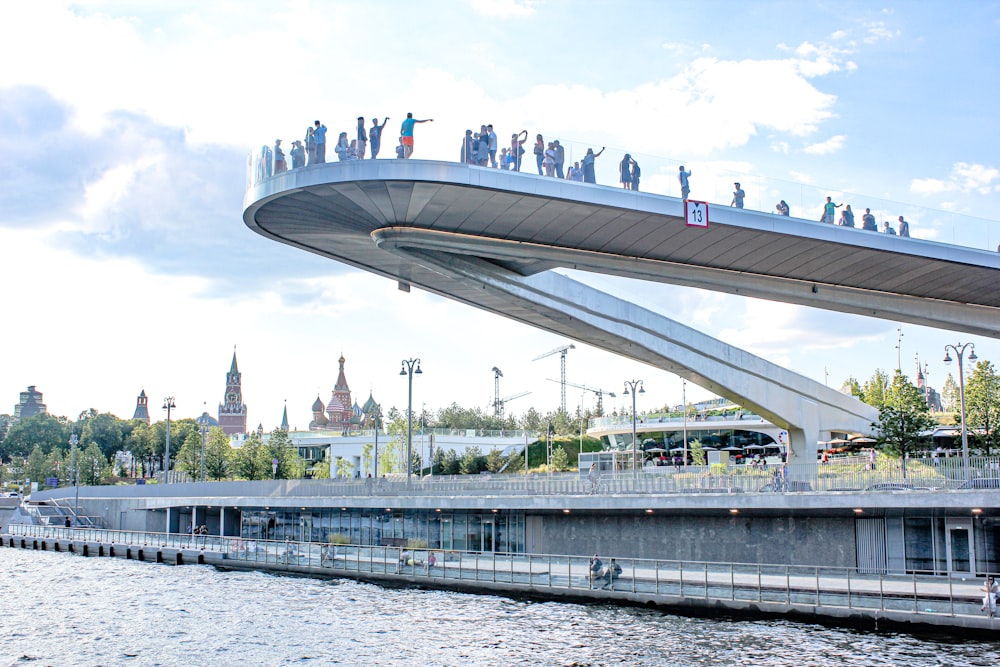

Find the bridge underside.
[{"left": 244, "top": 161, "right": 1000, "bottom": 468}]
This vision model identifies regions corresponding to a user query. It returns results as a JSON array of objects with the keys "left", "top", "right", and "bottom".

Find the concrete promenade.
[{"left": 7, "top": 524, "right": 997, "bottom": 636}]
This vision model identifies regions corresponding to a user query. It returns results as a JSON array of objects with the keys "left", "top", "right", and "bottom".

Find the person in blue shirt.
[
  {"left": 313, "top": 120, "right": 327, "bottom": 163},
  {"left": 731, "top": 182, "right": 745, "bottom": 208},
  {"left": 678, "top": 166, "right": 692, "bottom": 200},
  {"left": 400, "top": 112, "right": 433, "bottom": 159}
]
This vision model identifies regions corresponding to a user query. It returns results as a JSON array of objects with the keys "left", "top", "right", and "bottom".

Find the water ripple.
[{"left": 0, "top": 549, "right": 996, "bottom": 666}]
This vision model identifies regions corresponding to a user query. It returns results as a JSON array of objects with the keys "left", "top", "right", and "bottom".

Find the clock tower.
[{"left": 218, "top": 350, "right": 248, "bottom": 435}]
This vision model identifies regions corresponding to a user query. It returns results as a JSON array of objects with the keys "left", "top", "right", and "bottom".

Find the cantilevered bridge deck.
[{"left": 244, "top": 160, "right": 1000, "bottom": 338}]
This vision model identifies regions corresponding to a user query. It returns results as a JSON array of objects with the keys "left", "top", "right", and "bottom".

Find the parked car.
[{"left": 957, "top": 478, "right": 1000, "bottom": 490}]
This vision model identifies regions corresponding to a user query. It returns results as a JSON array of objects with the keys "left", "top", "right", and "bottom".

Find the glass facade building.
[{"left": 240, "top": 508, "right": 526, "bottom": 553}]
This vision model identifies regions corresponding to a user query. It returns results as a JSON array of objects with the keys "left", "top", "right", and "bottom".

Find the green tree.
[
  {"left": 873, "top": 371, "right": 936, "bottom": 476},
  {"left": 26, "top": 445, "right": 47, "bottom": 485},
  {"left": 504, "top": 449, "right": 525, "bottom": 473},
  {"left": 203, "top": 427, "right": 232, "bottom": 480},
  {"left": 551, "top": 446, "right": 570, "bottom": 471},
  {"left": 941, "top": 373, "right": 960, "bottom": 412},
  {"left": 459, "top": 446, "right": 484, "bottom": 475},
  {"left": 176, "top": 431, "right": 204, "bottom": 480},
  {"left": 689, "top": 439, "right": 706, "bottom": 466},
  {"left": 519, "top": 407, "right": 542, "bottom": 432},
  {"left": 335, "top": 457, "right": 355, "bottom": 478},
  {"left": 267, "top": 428, "right": 305, "bottom": 479},
  {"left": 123, "top": 421, "right": 154, "bottom": 462},
  {"left": 80, "top": 413, "right": 125, "bottom": 460},
  {"left": 840, "top": 377, "right": 862, "bottom": 398},
  {"left": 80, "top": 442, "right": 108, "bottom": 485},
  {"left": 860, "top": 369, "right": 891, "bottom": 408},
  {"left": 0, "top": 414, "right": 12, "bottom": 453},
  {"left": 2, "top": 413, "right": 68, "bottom": 460},
  {"left": 965, "top": 360, "right": 1000, "bottom": 456},
  {"left": 232, "top": 433, "right": 272, "bottom": 480},
  {"left": 485, "top": 447, "right": 505, "bottom": 473},
  {"left": 437, "top": 449, "right": 459, "bottom": 476},
  {"left": 312, "top": 451, "right": 331, "bottom": 479},
  {"left": 45, "top": 449, "right": 66, "bottom": 484}
]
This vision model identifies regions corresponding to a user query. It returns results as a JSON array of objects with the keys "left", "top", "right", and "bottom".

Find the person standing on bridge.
[
  {"left": 369, "top": 117, "right": 389, "bottom": 159},
  {"left": 776, "top": 200, "right": 790, "bottom": 216},
  {"left": 400, "top": 113, "right": 433, "bottom": 159},
  {"left": 313, "top": 120, "right": 327, "bottom": 163},
  {"left": 821, "top": 196, "right": 841, "bottom": 223},
  {"left": 839, "top": 205, "right": 855, "bottom": 228},
  {"left": 897, "top": 216, "right": 910, "bottom": 238},
  {"left": 290, "top": 140, "right": 305, "bottom": 169},
  {"left": 582, "top": 147, "right": 605, "bottom": 184},
  {"left": 862, "top": 208, "right": 878, "bottom": 231},
  {"left": 511, "top": 130, "right": 528, "bottom": 171},
  {"left": 678, "top": 166, "right": 692, "bottom": 200},
  {"left": 619, "top": 154, "right": 634, "bottom": 189},
  {"left": 731, "top": 183, "right": 745, "bottom": 208}
]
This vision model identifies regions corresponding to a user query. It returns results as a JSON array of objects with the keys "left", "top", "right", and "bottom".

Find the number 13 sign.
[{"left": 685, "top": 200, "right": 709, "bottom": 228}]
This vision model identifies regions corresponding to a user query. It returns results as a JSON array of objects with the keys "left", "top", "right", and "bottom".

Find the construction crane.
[
  {"left": 497, "top": 391, "right": 531, "bottom": 419},
  {"left": 548, "top": 379, "right": 616, "bottom": 416},
  {"left": 492, "top": 367, "right": 504, "bottom": 417},
  {"left": 533, "top": 344, "right": 575, "bottom": 413}
]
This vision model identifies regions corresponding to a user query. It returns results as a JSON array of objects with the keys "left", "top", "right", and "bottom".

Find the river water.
[{"left": 1, "top": 548, "right": 995, "bottom": 667}]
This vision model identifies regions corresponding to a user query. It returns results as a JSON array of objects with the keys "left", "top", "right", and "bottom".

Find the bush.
[{"left": 328, "top": 533, "right": 351, "bottom": 545}]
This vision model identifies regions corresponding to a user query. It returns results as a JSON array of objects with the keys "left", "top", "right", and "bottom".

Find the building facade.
[{"left": 14, "top": 386, "right": 46, "bottom": 419}]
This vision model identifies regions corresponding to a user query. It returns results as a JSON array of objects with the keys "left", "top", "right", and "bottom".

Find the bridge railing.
[
  {"left": 8, "top": 524, "right": 994, "bottom": 621},
  {"left": 246, "top": 138, "right": 1000, "bottom": 253},
  {"left": 24, "top": 456, "right": 999, "bottom": 500}
]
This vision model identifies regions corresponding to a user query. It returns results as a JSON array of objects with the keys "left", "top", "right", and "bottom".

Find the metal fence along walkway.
[{"left": 7, "top": 524, "right": 998, "bottom": 633}]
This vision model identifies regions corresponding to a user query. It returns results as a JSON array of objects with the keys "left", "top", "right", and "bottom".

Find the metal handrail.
[{"left": 7, "top": 524, "right": 995, "bottom": 621}]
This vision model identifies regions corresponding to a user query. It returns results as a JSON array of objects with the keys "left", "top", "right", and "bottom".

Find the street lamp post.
[
  {"left": 944, "top": 343, "right": 977, "bottom": 482},
  {"left": 69, "top": 432, "right": 79, "bottom": 523},
  {"left": 199, "top": 418, "right": 208, "bottom": 482},
  {"left": 372, "top": 404, "right": 382, "bottom": 477},
  {"left": 682, "top": 379, "right": 688, "bottom": 468},
  {"left": 400, "top": 358, "right": 422, "bottom": 484},
  {"left": 623, "top": 380, "right": 645, "bottom": 481},
  {"left": 162, "top": 397, "right": 175, "bottom": 484}
]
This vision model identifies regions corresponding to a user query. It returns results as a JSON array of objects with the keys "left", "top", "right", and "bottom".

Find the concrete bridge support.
[{"left": 375, "top": 241, "right": 876, "bottom": 473}]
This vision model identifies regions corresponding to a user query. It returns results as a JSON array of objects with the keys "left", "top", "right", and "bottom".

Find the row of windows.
[{"left": 240, "top": 509, "right": 526, "bottom": 554}]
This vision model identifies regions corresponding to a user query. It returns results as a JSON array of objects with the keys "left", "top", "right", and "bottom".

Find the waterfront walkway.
[{"left": 7, "top": 524, "right": 997, "bottom": 635}]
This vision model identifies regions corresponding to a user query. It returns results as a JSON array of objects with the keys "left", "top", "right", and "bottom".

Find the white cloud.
[
  {"left": 803, "top": 134, "right": 847, "bottom": 155},
  {"left": 863, "top": 21, "right": 900, "bottom": 44},
  {"left": 469, "top": 0, "right": 537, "bottom": 17},
  {"left": 910, "top": 162, "right": 1000, "bottom": 196},
  {"left": 830, "top": 30, "right": 848, "bottom": 40}
]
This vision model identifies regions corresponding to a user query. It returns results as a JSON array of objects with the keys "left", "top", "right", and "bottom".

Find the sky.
[{"left": 2, "top": 0, "right": 999, "bottom": 430}]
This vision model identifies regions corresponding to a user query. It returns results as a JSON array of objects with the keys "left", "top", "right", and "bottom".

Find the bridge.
[{"left": 243, "top": 160, "right": 1000, "bottom": 469}]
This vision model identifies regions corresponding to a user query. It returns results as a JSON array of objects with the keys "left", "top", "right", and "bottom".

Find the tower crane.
[
  {"left": 548, "top": 379, "right": 616, "bottom": 416},
  {"left": 533, "top": 344, "right": 575, "bottom": 412},
  {"left": 497, "top": 391, "right": 531, "bottom": 419},
  {"left": 492, "top": 367, "right": 504, "bottom": 417}
]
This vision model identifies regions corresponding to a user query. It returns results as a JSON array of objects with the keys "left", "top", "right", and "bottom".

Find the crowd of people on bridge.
[
  {"left": 257, "top": 115, "right": 923, "bottom": 237},
  {"left": 814, "top": 196, "right": 913, "bottom": 236}
]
